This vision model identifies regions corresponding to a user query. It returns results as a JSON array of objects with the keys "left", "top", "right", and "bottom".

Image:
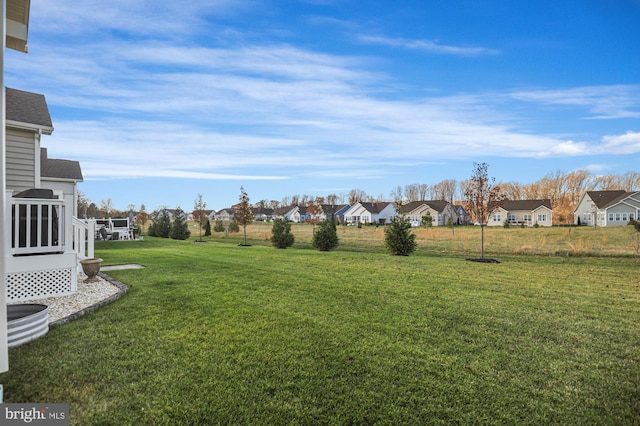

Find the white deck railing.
[
  {"left": 8, "top": 192, "right": 94, "bottom": 259},
  {"left": 73, "top": 217, "right": 95, "bottom": 260},
  {"left": 10, "top": 196, "right": 65, "bottom": 255}
]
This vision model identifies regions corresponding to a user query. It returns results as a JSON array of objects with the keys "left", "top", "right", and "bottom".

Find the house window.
[
  {"left": 493, "top": 214, "right": 501, "bottom": 222},
  {"left": 524, "top": 214, "right": 532, "bottom": 223},
  {"left": 608, "top": 213, "right": 614, "bottom": 221},
  {"left": 631, "top": 213, "right": 635, "bottom": 220},
  {"left": 615, "top": 213, "right": 621, "bottom": 221},
  {"left": 537, "top": 214, "right": 547, "bottom": 223},
  {"left": 508, "top": 214, "right": 516, "bottom": 223},
  {"left": 622, "top": 212, "right": 628, "bottom": 221}
]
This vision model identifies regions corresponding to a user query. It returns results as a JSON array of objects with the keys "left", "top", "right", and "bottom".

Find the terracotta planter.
[{"left": 80, "top": 258, "right": 103, "bottom": 282}]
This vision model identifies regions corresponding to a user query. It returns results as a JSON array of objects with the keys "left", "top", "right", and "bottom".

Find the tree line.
[{"left": 267, "top": 170, "right": 640, "bottom": 225}]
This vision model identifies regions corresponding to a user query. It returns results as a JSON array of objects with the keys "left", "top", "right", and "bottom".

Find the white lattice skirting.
[{"left": 6, "top": 268, "right": 73, "bottom": 301}]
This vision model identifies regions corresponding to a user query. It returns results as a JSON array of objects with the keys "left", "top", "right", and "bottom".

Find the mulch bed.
[{"left": 466, "top": 258, "right": 501, "bottom": 263}]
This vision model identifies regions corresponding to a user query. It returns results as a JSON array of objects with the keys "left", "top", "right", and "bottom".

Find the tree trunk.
[{"left": 481, "top": 224, "right": 485, "bottom": 259}]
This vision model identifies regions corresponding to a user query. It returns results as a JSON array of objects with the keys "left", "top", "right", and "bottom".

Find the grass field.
[{"left": 2, "top": 224, "right": 639, "bottom": 425}]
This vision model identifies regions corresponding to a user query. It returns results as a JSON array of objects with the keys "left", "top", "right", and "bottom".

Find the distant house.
[
  {"left": 253, "top": 206, "right": 274, "bottom": 221},
  {"left": 152, "top": 208, "right": 187, "bottom": 221},
  {"left": 402, "top": 200, "right": 456, "bottom": 227},
  {"left": 273, "top": 205, "right": 300, "bottom": 222},
  {"left": 488, "top": 199, "right": 553, "bottom": 227},
  {"left": 454, "top": 204, "right": 471, "bottom": 225},
  {"left": 574, "top": 190, "right": 640, "bottom": 227},
  {"left": 320, "top": 204, "right": 350, "bottom": 223},
  {"left": 215, "top": 208, "right": 234, "bottom": 221},
  {"left": 343, "top": 202, "right": 395, "bottom": 225}
]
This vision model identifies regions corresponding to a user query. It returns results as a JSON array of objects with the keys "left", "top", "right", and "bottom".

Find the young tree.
[
  {"left": 234, "top": 186, "right": 255, "bottom": 246},
  {"left": 464, "top": 162, "right": 504, "bottom": 260},
  {"left": 170, "top": 207, "right": 191, "bottom": 240},
  {"left": 312, "top": 218, "right": 339, "bottom": 251},
  {"left": 193, "top": 194, "right": 207, "bottom": 242},
  {"left": 422, "top": 212, "right": 433, "bottom": 228},
  {"left": 214, "top": 220, "right": 225, "bottom": 232},
  {"left": 271, "top": 218, "right": 295, "bottom": 249},
  {"left": 306, "top": 198, "right": 324, "bottom": 231},
  {"left": 384, "top": 216, "right": 417, "bottom": 256},
  {"left": 204, "top": 219, "right": 211, "bottom": 236}
]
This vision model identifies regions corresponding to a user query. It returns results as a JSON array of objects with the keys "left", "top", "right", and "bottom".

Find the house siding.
[
  {"left": 574, "top": 191, "right": 640, "bottom": 227},
  {"left": 606, "top": 196, "right": 640, "bottom": 226},
  {"left": 7, "top": 128, "right": 37, "bottom": 191}
]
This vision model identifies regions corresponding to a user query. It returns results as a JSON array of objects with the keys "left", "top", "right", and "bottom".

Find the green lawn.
[{"left": 2, "top": 226, "right": 639, "bottom": 425}]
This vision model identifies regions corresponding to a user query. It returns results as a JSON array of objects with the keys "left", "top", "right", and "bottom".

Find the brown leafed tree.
[
  {"left": 306, "top": 198, "right": 325, "bottom": 232},
  {"left": 234, "top": 186, "right": 255, "bottom": 246},
  {"left": 464, "top": 162, "right": 504, "bottom": 260}
]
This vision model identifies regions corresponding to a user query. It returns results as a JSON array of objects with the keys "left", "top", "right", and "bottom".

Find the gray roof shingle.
[
  {"left": 587, "top": 190, "right": 633, "bottom": 209},
  {"left": 6, "top": 87, "right": 53, "bottom": 132},
  {"left": 40, "top": 148, "right": 83, "bottom": 181}
]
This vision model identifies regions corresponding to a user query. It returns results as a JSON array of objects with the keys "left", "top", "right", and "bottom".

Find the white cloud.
[
  {"left": 356, "top": 35, "right": 499, "bottom": 56},
  {"left": 600, "top": 131, "right": 640, "bottom": 154},
  {"left": 510, "top": 85, "right": 640, "bottom": 119}
]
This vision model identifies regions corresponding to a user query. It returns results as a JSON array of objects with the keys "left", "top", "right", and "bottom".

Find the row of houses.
[
  {"left": 205, "top": 191, "right": 640, "bottom": 228},
  {"left": 210, "top": 199, "right": 550, "bottom": 227}
]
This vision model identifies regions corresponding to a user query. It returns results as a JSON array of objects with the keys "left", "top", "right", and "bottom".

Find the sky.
[{"left": 5, "top": 0, "right": 640, "bottom": 212}]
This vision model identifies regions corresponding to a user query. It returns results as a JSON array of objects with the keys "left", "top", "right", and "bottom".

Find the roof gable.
[
  {"left": 403, "top": 200, "right": 449, "bottom": 214},
  {"left": 40, "top": 148, "right": 83, "bottom": 182},
  {"left": 321, "top": 204, "right": 349, "bottom": 215},
  {"left": 587, "top": 190, "right": 634, "bottom": 209},
  {"left": 359, "top": 202, "right": 392, "bottom": 214},
  {"left": 6, "top": 87, "right": 53, "bottom": 133}
]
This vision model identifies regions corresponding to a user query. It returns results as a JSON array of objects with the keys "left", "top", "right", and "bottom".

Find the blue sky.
[{"left": 6, "top": 0, "right": 640, "bottom": 211}]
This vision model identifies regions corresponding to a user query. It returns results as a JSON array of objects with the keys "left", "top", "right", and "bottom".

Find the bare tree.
[
  {"left": 403, "top": 184, "right": 420, "bottom": 202},
  {"left": 619, "top": 171, "right": 640, "bottom": 191},
  {"left": 234, "top": 186, "right": 255, "bottom": 246},
  {"left": 417, "top": 183, "right": 429, "bottom": 201},
  {"left": 464, "top": 162, "right": 504, "bottom": 260},
  {"left": 193, "top": 194, "right": 207, "bottom": 242},
  {"left": 500, "top": 181, "right": 523, "bottom": 200},
  {"left": 99, "top": 198, "right": 115, "bottom": 218},
  {"left": 348, "top": 189, "right": 370, "bottom": 205},
  {"left": 77, "top": 191, "right": 90, "bottom": 218},
  {"left": 390, "top": 186, "right": 404, "bottom": 205}
]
